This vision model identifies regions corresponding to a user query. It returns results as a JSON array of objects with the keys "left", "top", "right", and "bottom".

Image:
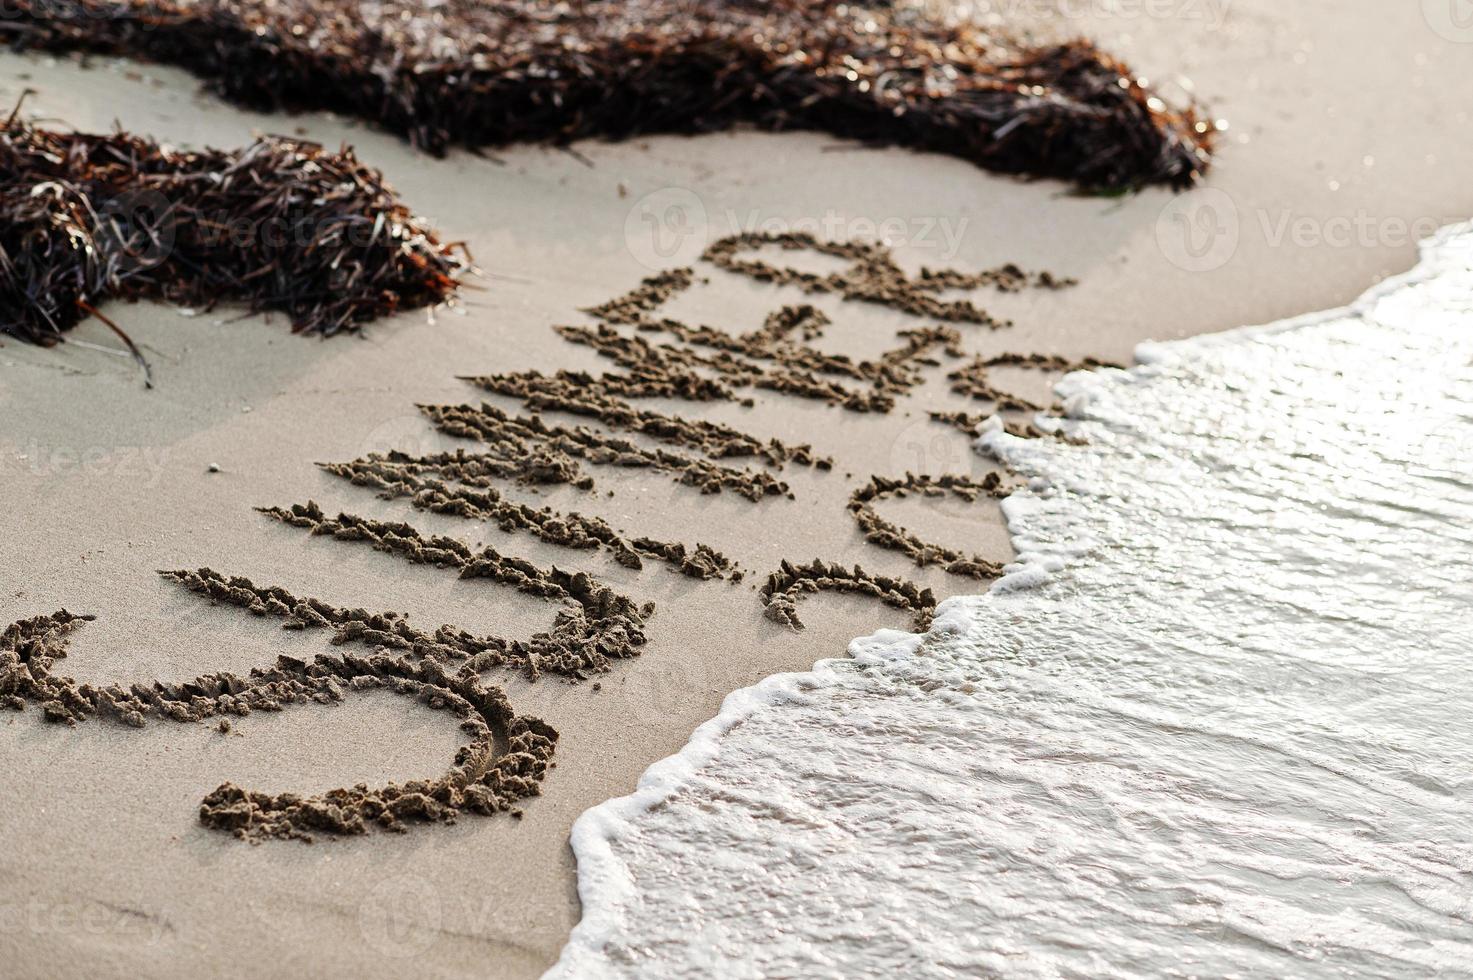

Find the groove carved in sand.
[
  {"left": 0, "top": 609, "right": 556, "bottom": 841},
  {"left": 254, "top": 506, "right": 657, "bottom": 678},
  {"left": 848, "top": 474, "right": 1013, "bottom": 580},
  {"left": 463, "top": 370, "right": 830, "bottom": 468},
  {"left": 947, "top": 352, "right": 1121, "bottom": 411},
  {"left": 573, "top": 263, "right": 979, "bottom": 413},
  {"left": 319, "top": 454, "right": 741, "bottom": 580},
  {"left": 760, "top": 560, "right": 937, "bottom": 634},
  {"left": 554, "top": 237, "right": 1089, "bottom": 420},
  {"left": 421, "top": 402, "right": 792, "bottom": 500},
  {"left": 704, "top": 232, "right": 1073, "bottom": 326},
  {"left": 2, "top": 542, "right": 656, "bottom": 840}
]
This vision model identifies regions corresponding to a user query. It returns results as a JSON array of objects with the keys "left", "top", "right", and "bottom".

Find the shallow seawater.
[{"left": 550, "top": 227, "right": 1473, "bottom": 978}]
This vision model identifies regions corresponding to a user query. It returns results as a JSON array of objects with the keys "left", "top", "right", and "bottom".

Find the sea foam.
[{"left": 549, "top": 225, "right": 1473, "bottom": 977}]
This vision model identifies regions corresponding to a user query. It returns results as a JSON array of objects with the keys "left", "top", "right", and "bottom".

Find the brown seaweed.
[
  {"left": 0, "top": 117, "right": 462, "bottom": 345},
  {"left": 6, "top": 0, "right": 1215, "bottom": 191}
]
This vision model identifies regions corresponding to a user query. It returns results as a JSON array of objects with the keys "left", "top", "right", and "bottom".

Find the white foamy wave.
[{"left": 549, "top": 225, "right": 1473, "bottom": 978}]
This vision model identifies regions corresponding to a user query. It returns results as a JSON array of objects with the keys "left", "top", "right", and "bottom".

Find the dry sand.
[{"left": 3, "top": 1, "right": 1473, "bottom": 975}]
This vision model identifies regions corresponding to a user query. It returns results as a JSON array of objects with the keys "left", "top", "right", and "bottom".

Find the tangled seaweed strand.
[
  {"left": 0, "top": 610, "right": 556, "bottom": 842},
  {"left": 5, "top": 0, "right": 1214, "bottom": 190},
  {"left": 848, "top": 473, "right": 1011, "bottom": 578},
  {"left": 760, "top": 558, "right": 936, "bottom": 632},
  {"left": 0, "top": 118, "right": 462, "bottom": 345}
]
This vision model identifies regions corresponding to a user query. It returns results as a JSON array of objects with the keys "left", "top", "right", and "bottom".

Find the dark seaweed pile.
[
  {"left": 0, "top": 118, "right": 462, "bottom": 345},
  {"left": 4, "top": 0, "right": 1214, "bottom": 190}
]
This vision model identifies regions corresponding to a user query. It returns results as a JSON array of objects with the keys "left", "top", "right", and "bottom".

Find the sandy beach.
[{"left": 4, "top": 1, "right": 1473, "bottom": 976}]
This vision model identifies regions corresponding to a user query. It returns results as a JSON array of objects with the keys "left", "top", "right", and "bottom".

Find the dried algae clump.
[
  {"left": 0, "top": 610, "right": 556, "bottom": 842},
  {"left": 760, "top": 559, "right": 936, "bottom": 633},
  {"left": 0, "top": 118, "right": 462, "bottom": 345},
  {"left": 8, "top": 0, "right": 1214, "bottom": 191},
  {"left": 848, "top": 474, "right": 1011, "bottom": 579}
]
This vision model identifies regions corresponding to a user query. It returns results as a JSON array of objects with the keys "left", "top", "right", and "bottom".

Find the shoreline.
[{"left": 552, "top": 222, "right": 1473, "bottom": 976}]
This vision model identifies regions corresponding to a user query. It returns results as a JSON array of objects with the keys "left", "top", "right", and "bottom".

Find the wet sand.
[{"left": 4, "top": 2, "right": 1473, "bottom": 976}]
